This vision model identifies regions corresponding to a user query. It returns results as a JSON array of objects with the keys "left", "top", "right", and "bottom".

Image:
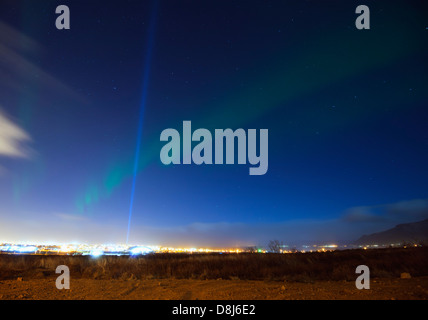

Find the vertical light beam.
[{"left": 127, "top": 1, "right": 158, "bottom": 244}]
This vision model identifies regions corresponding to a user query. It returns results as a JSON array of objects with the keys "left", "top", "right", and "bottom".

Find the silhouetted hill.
[{"left": 354, "top": 219, "right": 428, "bottom": 246}]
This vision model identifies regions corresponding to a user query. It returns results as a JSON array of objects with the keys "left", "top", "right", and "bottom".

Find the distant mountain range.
[{"left": 354, "top": 219, "right": 428, "bottom": 246}]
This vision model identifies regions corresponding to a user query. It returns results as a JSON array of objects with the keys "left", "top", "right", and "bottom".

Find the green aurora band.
[{"left": 74, "top": 6, "right": 427, "bottom": 214}]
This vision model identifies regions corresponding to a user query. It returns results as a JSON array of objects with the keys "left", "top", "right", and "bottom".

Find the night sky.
[{"left": 0, "top": 0, "right": 427, "bottom": 247}]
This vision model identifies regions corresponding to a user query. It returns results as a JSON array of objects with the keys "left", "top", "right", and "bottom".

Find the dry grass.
[{"left": 0, "top": 247, "right": 427, "bottom": 282}]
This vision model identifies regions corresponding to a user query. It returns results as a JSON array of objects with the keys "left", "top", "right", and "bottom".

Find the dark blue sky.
[{"left": 0, "top": 0, "right": 427, "bottom": 247}]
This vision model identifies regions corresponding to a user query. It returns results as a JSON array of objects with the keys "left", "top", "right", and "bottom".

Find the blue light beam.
[{"left": 127, "top": 1, "right": 159, "bottom": 244}]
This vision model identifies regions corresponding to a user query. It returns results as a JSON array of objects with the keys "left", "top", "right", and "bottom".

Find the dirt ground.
[{"left": 0, "top": 276, "right": 427, "bottom": 300}]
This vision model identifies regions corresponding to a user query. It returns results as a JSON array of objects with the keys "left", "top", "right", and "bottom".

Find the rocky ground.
[{"left": 0, "top": 276, "right": 427, "bottom": 300}]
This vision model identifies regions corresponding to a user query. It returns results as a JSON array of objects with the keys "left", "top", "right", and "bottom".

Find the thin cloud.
[
  {"left": 341, "top": 199, "right": 428, "bottom": 225},
  {"left": 128, "top": 199, "right": 428, "bottom": 247},
  {"left": 2, "top": 199, "right": 428, "bottom": 247},
  {"left": 54, "top": 213, "right": 89, "bottom": 222},
  {"left": 0, "top": 109, "right": 32, "bottom": 158},
  {"left": 341, "top": 207, "right": 386, "bottom": 223},
  {"left": 0, "top": 21, "right": 42, "bottom": 54},
  {"left": 385, "top": 199, "right": 428, "bottom": 221},
  {"left": 0, "top": 21, "right": 88, "bottom": 104}
]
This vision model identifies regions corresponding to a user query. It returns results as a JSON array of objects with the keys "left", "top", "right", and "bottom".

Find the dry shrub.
[{"left": 1, "top": 247, "right": 427, "bottom": 282}]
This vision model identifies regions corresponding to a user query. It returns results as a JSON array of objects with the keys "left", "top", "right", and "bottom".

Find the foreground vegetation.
[{"left": 0, "top": 247, "right": 427, "bottom": 282}]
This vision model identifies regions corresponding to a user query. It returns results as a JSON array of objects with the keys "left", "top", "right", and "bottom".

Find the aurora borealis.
[{"left": 0, "top": 0, "right": 428, "bottom": 247}]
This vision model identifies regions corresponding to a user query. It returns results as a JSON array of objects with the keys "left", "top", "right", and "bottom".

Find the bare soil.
[{"left": 1, "top": 276, "right": 427, "bottom": 300}]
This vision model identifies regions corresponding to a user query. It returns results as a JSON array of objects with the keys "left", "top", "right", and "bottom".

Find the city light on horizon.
[{"left": 2, "top": 240, "right": 419, "bottom": 257}]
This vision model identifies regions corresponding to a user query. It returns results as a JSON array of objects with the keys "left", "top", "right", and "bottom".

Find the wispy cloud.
[
  {"left": 2, "top": 199, "right": 427, "bottom": 247},
  {"left": 0, "top": 20, "right": 87, "bottom": 103},
  {"left": 54, "top": 212, "right": 89, "bottom": 222},
  {"left": 0, "top": 109, "right": 32, "bottom": 158},
  {"left": 341, "top": 199, "right": 428, "bottom": 225},
  {"left": 127, "top": 199, "right": 428, "bottom": 247}
]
